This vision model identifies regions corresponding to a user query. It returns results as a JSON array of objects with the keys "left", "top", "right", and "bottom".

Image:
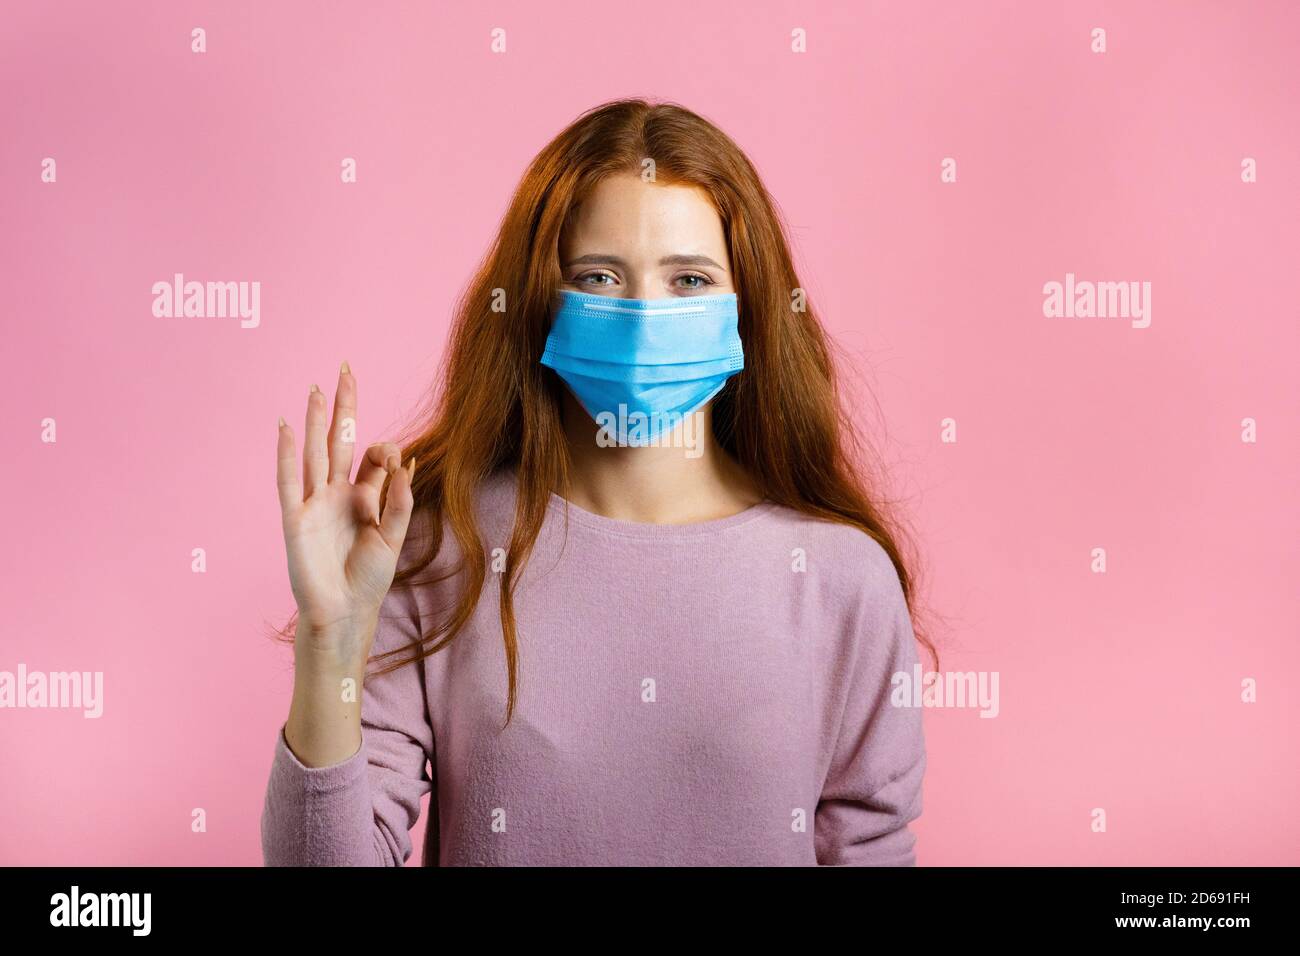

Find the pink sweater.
[{"left": 260, "top": 470, "right": 926, "bottom": 866}]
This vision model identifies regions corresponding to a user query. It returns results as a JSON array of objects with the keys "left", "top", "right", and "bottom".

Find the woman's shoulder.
[
  {"left": 757, "top": 501, "right": 908, "bottom": 608},
  {"left": 380, "top": 473, "right": 516, "bottom": 627},
  {"left": 396, "top": 467, "right": 518, "bottom": 560}
]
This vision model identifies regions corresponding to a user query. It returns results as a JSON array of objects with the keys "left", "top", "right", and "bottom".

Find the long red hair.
[{"left": 284, "top": 98, "right": 937, "bottom": 724}]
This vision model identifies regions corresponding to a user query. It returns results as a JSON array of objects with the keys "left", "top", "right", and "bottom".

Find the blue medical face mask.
[{"left": 540, "top": 289, "right": 744, "bottom": 446}]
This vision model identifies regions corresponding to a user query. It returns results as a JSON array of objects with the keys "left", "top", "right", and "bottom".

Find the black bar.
[{"left": 0, "top": 866, "right": 1284, "bottom": 941}]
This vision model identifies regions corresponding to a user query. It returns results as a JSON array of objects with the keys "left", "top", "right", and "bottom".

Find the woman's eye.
[
  {"left": 577, "top": 272, "right": 616, "bottom": 286},
  {"left": 676, "top": 273, "right": 714, "bottom": 290}
]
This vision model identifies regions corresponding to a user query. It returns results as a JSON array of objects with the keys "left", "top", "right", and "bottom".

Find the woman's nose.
[{"left": 622, "top": 275, "right": 654, "bottom": 300}]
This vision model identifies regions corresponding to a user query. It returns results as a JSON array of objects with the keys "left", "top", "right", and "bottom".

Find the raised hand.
[{"left": 275, "top": 361, "right": 416, "bottom": 671}]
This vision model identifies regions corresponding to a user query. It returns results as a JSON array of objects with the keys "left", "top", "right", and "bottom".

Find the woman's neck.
[{"left": 557, "top": 394, "right": 763, "bottom": 525}]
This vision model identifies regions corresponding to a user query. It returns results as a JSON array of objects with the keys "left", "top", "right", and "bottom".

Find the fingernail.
[
  {"left": 340, "top": 360, "right": 351, "bottom": 375},
  {"left": 277, "top": 416, "right": 286, "bottom": 428},
  {"left": 310, "top": 383, "right": 320, "bottom": 395},
  {"left": 406, "top": 456, "right": 417, "bottom": 478}
]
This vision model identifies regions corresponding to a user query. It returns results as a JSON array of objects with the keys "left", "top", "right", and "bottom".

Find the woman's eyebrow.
[
  {"left": 660, "top": 254, "right": 727, "bottom": 271},
  {"left": 563, "top": 253, "right": 728, "bottom": 271}
]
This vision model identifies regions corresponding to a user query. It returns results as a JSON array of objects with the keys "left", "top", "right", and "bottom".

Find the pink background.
[{"left": 2, "top": 1, "right": 1296, "bottom": 865}]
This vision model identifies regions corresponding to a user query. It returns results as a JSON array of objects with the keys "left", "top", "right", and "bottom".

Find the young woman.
[{"left": 261, "top": 99, "right": 933, "bottom": 867}]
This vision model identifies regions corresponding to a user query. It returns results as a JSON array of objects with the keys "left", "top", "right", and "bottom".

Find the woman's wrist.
[
  {"left": 285, "top": 625, "right": 372, "bottom": 768},
  {"left": 292, "top": 615, "right": 376, "bottom": 676}
]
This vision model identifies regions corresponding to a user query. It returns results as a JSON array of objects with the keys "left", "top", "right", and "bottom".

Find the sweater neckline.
[{"left": 535, "top": 478, "right": 778, "bottom": 540}]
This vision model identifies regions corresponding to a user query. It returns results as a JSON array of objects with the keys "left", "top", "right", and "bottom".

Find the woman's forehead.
[{"left": 562, "top": 174, "right": 726, "bottom": 257}]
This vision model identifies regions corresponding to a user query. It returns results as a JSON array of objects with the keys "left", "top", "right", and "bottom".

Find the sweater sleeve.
[
  {"left": 814, "top": 554, "right": 927, "bottom": 866},
  {"left": 260, "top": 576, "right": 435, "bottom": 867}
]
